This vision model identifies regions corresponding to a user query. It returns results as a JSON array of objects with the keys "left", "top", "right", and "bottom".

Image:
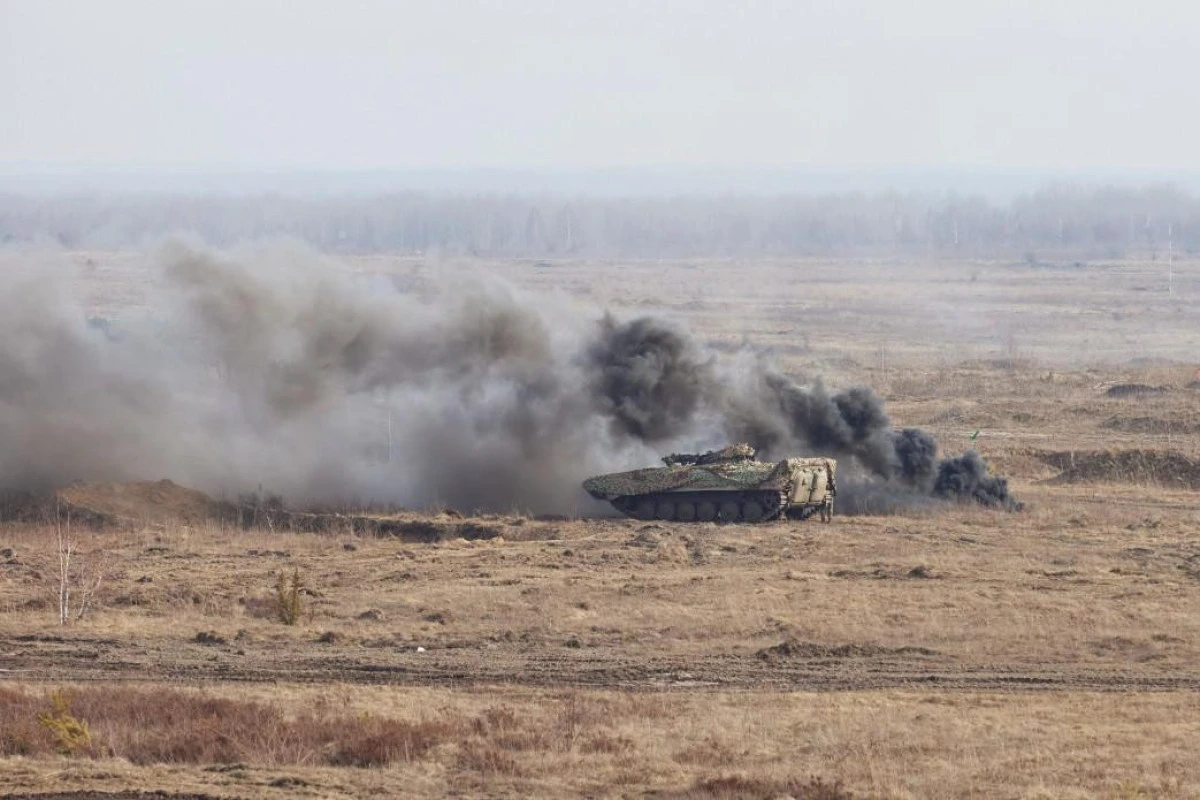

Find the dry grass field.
[{"left": 1, "top": 252, "right": 1199, "bottom": 798}]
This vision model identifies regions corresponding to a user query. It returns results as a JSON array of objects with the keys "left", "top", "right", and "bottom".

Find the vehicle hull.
[{"left": 583, "top": 447, "right": 836, "bottom": 523}]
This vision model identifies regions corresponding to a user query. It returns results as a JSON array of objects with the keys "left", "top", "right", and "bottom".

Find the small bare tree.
[{"left": 53, "top": 502, "right": 105, "bottom": 626}]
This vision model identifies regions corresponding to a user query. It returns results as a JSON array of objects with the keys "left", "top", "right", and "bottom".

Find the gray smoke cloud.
[{"left": 0, "top": 241, "right": 1015, "bottom": 515}]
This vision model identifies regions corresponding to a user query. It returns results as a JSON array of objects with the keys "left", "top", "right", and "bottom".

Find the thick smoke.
[
  {"left": 0, "top": 242, "right": 1015, "bottom": 515},
  {"left": 933, "top": 451, "right": 1021, "bottom": 510},
  {"left": 586, "top": 315, "right": 713, "bottom": 442},
  {"left": 712, "top": 365, "right": 1007, "bottom": 512},
  {"left": 721, "top": 372, "right": 903, "bottom": 477}
]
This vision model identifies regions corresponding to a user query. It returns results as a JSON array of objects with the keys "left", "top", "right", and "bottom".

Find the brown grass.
[
  {"left": 3, "top": 683, "right": 1197, "bottom": 798},
  {"left": 4, "top": 466, "right": 1200, "bottom": 797},
  {"left": 5, "top": 466, "right": 1200, "bottom": 797},
  {"left": 0, "top": 686, "right": 450, "bottom": 767},
  {"left": 2, "top": 253, "right": 1200, "bottom": 798}
]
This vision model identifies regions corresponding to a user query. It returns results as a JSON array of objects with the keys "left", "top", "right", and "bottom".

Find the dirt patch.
[
  {"left": 1105, "top": 383, "right": 1168, "bottom": 398},
  {"left": 456, "top": 522, "right": 504, "bottom": 541},
  {"left": 828, "top": 564, "right": 941, "bottom": 581},
  {"left": 756, "top": 639, "right": 940, "bottom": 661},
  {"left": 378, "top": 519, "right": 450, "bottom": 543},
  {"left": 1038, "top": 449, "right": 1200, "bottom": 489}
]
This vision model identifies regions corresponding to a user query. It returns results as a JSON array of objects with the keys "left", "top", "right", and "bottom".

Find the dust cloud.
[{"left": 0, "top": 242, "right": 1014, "bottom": 514}]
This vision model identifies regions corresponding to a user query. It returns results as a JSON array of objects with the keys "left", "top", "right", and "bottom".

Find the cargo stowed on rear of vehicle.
[{"left": 582, "top": 444, "right": 836, "bottom": 523}]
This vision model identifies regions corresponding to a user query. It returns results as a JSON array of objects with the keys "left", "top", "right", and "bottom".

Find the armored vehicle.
[{"left": 582, "top": 444, "right": 836, "bottom": 523}]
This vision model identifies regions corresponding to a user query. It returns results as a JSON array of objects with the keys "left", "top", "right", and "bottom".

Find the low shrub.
[
  {"left": 274, "top": 569, "right": 304, "bottom": 625},
  {"left": 0, "top": 686, "right": 450, "bottom": 768},
  {"left": 37, "top": 690, "right": 92, "bottom": 755}
]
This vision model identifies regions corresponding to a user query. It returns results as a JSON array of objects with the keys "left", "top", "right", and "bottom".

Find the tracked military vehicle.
[{"left": 582, "top": 444, "right": 836, "bottom": 523}]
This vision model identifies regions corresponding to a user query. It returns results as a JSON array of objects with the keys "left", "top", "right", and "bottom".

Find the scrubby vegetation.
[{"left": 1, "top": 687, "right": 449, "bottom": 767}]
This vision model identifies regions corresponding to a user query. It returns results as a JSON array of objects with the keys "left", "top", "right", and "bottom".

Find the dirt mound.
[
  {"left": 983, "top": 449, "right": 1061, "bottom": 482},
  {"left": 53, "top": 479, "right": 236, "bottom": 527},
  {"left": 0, "top": 480, "right": 236, "bottom": 528},
  {"left": 1105, "top": 383, "right": 1168, "bottom": 398},
  {"left": 1, "top": 479, "right": 255, "bottom": 529},
  {"left": 0, "top": 478, "right": 525, "bottom": 540},
  {"left": 1101, "top": 416, "right": 1200, "bottom": 435},
  {"left": 756, "top": 639, "right": 940, "bottom": 661},
  {"left": 1038, "top": 449, "right": 1200, "bottom": 489}
]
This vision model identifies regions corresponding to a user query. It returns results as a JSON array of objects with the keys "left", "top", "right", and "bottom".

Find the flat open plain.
[{"left": 1, "top": 252, "right": 1199, "bottom": 798}]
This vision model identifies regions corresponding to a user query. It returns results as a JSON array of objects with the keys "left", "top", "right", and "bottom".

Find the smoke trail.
[{"left": 0, "top": 241, "right": 1015, "bottom": 514}]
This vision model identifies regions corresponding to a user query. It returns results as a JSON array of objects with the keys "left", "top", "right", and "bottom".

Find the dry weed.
[{"left": 0, "top": 687, "right": 452, "bottom": 768}]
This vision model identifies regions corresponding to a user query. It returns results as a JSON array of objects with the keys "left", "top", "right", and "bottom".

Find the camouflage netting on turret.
[{"left": 662, "top": 443, "right": 756, "bottom": 467}]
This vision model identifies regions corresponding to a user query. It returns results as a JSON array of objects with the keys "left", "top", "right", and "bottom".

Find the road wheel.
[
  {"left": 675, "top": 501, "right": 696, "bottom": 522},
  {"left": 633, "top": 498, "right": 656, "bottom": 520},
  {"left": 655, "top": 499, "right": 676, "bottom": 521},
  {"left": 742, "top": 500, "right": 765, "bottom": 523},
  {"left": 718, "top": 500, "right": 741, "bottom": 521},
  {"left": 695, "top": 500, "right": 717, "bottom": 522}
]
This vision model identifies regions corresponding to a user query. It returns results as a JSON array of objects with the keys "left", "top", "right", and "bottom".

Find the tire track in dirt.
[{"left": 5, "top": 634, "right": 1200, "bottom": 693}]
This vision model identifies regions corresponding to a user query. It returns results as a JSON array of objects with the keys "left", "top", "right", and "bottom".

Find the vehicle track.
[{"left": 5, "top": 634, "right": 1200, "bottom": 694}]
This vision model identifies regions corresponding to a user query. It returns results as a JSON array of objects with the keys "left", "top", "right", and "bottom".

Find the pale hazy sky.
[{"left": 3, "top": 0, "right": 1199, "bottom": 170}]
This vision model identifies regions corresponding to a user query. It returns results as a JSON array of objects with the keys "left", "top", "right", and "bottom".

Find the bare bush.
[
  {"left": 274, "top": 568, "right": 305, "bottom": 625},
  {"left": 52, "top": 507, "right": 106, "bottom": 625}
]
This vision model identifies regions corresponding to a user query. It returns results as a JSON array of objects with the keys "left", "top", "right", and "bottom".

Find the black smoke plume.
[
  {"left": 933, "top": 451, "right": 1022, "bottom": 510},
  {"left": 586, "top": 315, "right": 713, "bottom": 442},
  {"left": 0, "top": 242, "right": 1016, "bottom": 514},
  {"left": 712, "top": 365, "right": 1011, "bottom": 512}
]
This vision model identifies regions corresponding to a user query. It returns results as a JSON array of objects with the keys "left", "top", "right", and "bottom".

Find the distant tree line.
[{"left": 2, "top": 184, "right": 1199, "bottom": 258}]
